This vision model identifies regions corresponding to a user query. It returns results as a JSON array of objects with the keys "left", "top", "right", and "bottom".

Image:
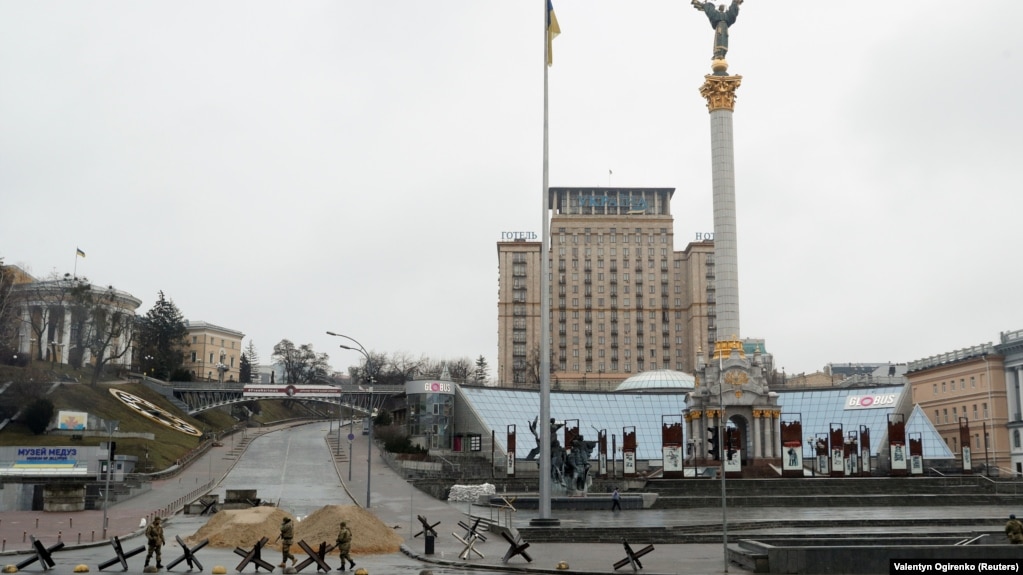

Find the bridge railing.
[{"left": 171, "top": 381, "right": 245, "bottom": 391}]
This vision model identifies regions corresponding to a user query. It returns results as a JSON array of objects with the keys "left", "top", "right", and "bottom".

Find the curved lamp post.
[{"left": 326, "top": 332, "right": 374, "bottom": 508}]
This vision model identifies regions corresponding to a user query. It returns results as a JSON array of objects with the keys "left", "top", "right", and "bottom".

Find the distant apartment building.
[
  {"left": 907, "top": 343, "right": 1008, "bottom": 473},
  {"left": 496, "top": 187, "right": 718, "bottom": 388},
  {"left": 181, "top": 320, "right": 245, "bottom": 382}
]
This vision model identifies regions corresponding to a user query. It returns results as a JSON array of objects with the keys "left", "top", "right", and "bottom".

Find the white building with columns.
[
  {"left": 996, "top": 330, "right": 1023, "bottom": 476},
  {"left": 9, "top": 269, "right": 141, "bottom": 369}
]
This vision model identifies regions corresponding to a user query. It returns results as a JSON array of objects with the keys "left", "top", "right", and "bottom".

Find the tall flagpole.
[
  {"left": 719, "top": 349, "right": 728, "bottom": 572},
  {"left": 533, "top": 0, "right": 557, "bottom": 527}
]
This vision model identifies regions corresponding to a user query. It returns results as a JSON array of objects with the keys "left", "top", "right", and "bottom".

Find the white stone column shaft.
[
  {"left": 709, "top": 108, "right": 740, "bottom": 340},
  {"left": 60, "top": 309, "right": 72, "bottom": 365},
  {"left": 1014, "top": 366, "right": 1023, "bottom": 421}
]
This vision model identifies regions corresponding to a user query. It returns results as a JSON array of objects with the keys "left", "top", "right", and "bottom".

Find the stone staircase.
[
  {"left": 404, "top": 474, "right": 1023, "bottom": 544},
  {"left": 324, "top": 434, "right": 352, "bottom": 464},
  {"left": 518, "top": 517, "right": 999, "bottom": 544},
  {"left": 643, "top": 475, "right": 1023, "bottom": 508}
]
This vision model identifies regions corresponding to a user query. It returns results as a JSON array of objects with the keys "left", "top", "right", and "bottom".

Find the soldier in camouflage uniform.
[
  {"left": 1006, "top": 514, "right": 1023, "bottom": 544},
  {"left": 279, "top": 517, "right": 296, "bottom": 567},
  {"left": 335, "top": 520, "right": 355, "bottom": 572},
  {"left": 144, "top": 517, "right": 165, "bottom": 569}
]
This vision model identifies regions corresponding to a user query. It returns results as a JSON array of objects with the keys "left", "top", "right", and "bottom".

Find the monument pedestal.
[{"left": 687, "top": 339, "right": 780, "bottom": 478}]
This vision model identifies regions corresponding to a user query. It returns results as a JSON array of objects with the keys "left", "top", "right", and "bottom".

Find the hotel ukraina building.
[{"left": 497, "top": 187, "right": 717, "bottom": 389}]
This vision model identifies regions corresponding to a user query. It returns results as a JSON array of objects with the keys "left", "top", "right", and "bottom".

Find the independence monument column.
[
  {"left": 686, "top": 0, "right": 782, "bottom": 476},
  {"left": 694, "top": 0, "right": 743, "bottom": 340}
]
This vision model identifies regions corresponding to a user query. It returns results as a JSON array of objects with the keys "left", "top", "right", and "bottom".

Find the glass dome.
[{"left": 614, "top": 369, "right": 696, "bottom": 392}]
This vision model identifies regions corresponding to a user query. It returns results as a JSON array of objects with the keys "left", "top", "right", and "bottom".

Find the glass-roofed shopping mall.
[
  {"left": 777, "top": 385, "right": 952, "bottom": 460},
  {"left": 454, "top": 371, "right": 951, "bottom": 463},
  {"left": 459, "top": 386, "right": 689, "bottom": 461}
]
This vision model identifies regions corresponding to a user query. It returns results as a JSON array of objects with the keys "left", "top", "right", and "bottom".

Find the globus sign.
[
  {"left": 405, "top": 381, "right": 454, "bottom": 395},
  {"left": 844, "top": 393, "right": 899, "bottom": 410}
]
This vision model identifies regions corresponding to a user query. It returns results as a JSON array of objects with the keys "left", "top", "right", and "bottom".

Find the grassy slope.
[{"left": 0, "top": 368, "right": 324, "bottom": 471}]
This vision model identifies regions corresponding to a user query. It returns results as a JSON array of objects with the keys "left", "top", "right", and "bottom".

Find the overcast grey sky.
[{"left": 2, "top": 1, "right": 1021, "bottom": 378}]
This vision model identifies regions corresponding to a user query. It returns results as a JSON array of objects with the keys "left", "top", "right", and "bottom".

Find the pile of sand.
[{"left": 185, "top": 505, "right": 403, "bottom": 555}]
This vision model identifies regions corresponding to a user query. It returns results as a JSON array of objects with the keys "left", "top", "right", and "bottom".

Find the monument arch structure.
[{"left": 687, "top": 338, "right": 781, "bottom": 473}]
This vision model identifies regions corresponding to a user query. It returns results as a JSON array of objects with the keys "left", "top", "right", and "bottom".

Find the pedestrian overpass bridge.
[{"left": 139, "top": 378, "right": 402, "bottom": 416}]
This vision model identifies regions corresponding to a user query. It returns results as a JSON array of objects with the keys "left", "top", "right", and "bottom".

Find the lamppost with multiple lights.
[{"left": 327, "top": 331, "right": 375, "bottom": 508}]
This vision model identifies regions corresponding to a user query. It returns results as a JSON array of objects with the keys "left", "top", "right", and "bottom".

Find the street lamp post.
[
  {"left": 327, "top": 332, "right": 374, "bottom": 508},
  {"left": 341, "top": 399, "right": 349, "bottom": 456},
  {"left": 101, "top": 419, "right": 118, "bottom": 539}
]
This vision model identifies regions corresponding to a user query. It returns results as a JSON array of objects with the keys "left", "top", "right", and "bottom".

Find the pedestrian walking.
[
  {"left": 279, "top": 517, "right": 296, "bottom": 567},
  {"left": 611, "top": 487, "right": 622, "bottom": 512},
  {"left": 144, "top": 516, "right": 165, "bottom": 569},
  {"left": 1006, "top": 514, "right": 1023, "bottom": 544},
  {"left": 335, "top": 520, "right": 355, "bottom": 572}
]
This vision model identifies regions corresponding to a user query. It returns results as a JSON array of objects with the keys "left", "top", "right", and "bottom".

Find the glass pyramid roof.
[{"left": 905, "top": 404, "right": 955, "bottom": 459}]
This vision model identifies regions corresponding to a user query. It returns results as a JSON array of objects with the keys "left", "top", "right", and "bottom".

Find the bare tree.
[
  {"left": 17, "top": 273, "right": 79, "bottom": 361},
  {"left": 389, "top": 351, "right": 426, "bottom": 382},
  {"left": 414, "top": 358, "right": 444, "bottom": 380},
  {"left": 337, "top": 350, "right": 495, "bottom": 386},
  {"left": 272, "top": 339, "right": 330, "bottom": 384},
  {"left": 446, "top": 357, "right": 473, "bottom": 383},
  {"left": 67, "top": 282, "right": 137, "bottom": 385},
  {"left": 346, "top": 351, "right": 391, "bottom": 385}
]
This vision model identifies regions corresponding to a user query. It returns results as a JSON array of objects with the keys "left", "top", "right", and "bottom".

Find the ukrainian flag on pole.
[{"left": 546, "top": 0, "right": 560, "bottom": 67}]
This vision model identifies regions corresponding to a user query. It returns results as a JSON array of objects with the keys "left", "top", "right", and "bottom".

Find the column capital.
[{"left": 700, "top": 74, "right": 743, "bottom": 112}]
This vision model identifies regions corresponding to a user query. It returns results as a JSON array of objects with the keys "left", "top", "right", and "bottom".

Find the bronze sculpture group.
[{"left": 525, "top": 417, "right": 597, "bottom": 492}]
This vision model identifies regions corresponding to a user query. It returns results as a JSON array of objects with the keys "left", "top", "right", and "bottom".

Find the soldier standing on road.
[
  {"left": 279, "top": 517, "right": 297, "bottom": 567},
  {"left": 144, "top": 516, "right": 165, "bottom": 569},
  {"left": 1006, "top": 514, "right": 1023, "bottom": 544},
  {"left": 335, "top": 520, "right": 355, "bottom": 572}
]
